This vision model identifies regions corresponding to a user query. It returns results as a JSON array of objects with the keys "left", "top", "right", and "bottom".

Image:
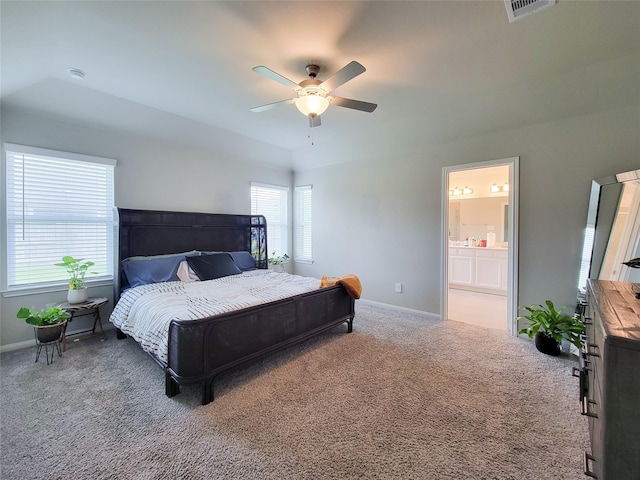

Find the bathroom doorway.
[{"left": 442, "top": 158, "right": 519, "bottom": 334}]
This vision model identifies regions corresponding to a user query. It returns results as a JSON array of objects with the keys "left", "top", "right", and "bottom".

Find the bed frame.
[{"left": 115, "top": 208, "right": 355, "bottom": 405}]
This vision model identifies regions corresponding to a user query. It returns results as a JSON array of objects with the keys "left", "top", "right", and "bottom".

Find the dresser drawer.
[{"left": 583, "top": 280, "right": 640, "bottom": 480}]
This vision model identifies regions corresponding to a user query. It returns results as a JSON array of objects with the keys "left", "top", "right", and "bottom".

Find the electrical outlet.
[{"left": 394, "top": 282, "right": 402, "bottom": 293}]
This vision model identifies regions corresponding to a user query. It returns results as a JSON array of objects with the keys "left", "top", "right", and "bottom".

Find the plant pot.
[
  {"left": 34, "top": 321, "right": 67, "bottom": 344},
  {"left": 67, "top": 287, "right": 88, "bottom": 304},
  {"left": 534, "top": 332, "right": 560, "bottom": 356}
]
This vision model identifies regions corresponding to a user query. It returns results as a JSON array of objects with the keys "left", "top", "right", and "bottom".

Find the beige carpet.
[{"left": 0, "top": 302, "right": 589, "bottom": 479}]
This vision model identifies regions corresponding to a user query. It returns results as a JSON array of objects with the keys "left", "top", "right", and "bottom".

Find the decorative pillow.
[
  {"left": 186, "top": 253, "right": 241, "bottom": 281},
  {"left": 229, "top": 251, "right": 257, "bottom": 271},
  {"left": 123, "top": 255, "right": 187, "bottom": 288},
  {"left": 176, "top": 260, "right": 200, "bottom": 282}
]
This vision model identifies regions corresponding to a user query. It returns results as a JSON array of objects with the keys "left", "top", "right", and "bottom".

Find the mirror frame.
[{"left": 580, "top": 168, "right": 640, "bottom": 294}]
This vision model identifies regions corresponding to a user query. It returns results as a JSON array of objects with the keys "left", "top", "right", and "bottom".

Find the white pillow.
[{"left": 176, "top": 260, "right": 200, "bottom": 282}]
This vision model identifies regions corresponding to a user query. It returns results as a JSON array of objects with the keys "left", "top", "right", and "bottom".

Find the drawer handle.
[
  {"left": 583, "top": 452, "right": 598, "bottom": 478},
  {"left": 581, "top": 397, "right": 598, "bottom": 418},
  {"left": 585, "top": 343, "right": 600, "bottom": 358},
  {"left": 572, "top": 367, "right": 589, "bottom": 400},
  {"left": 579, "top": 354, "right": 592, "bottom": 370}
]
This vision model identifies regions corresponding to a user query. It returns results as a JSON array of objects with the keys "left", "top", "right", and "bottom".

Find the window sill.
[
  {"left": 1, "top": 279, "right": 114, "bottom": 298},
  {"left": 294, "top": 258, "right": 314, "bottom": 265}
]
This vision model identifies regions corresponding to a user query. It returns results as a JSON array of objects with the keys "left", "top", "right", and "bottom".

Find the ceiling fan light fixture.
[{"left": 295, "top": 93, "right": 330, "bottom": 118}]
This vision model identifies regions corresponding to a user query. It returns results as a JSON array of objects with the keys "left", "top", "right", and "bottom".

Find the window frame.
[
  {"left": 294, "top": 185, "right": 313, "bottom": 264},
  {"left": 250, "top": 182, "right": 289, "bottom": 258},
  {"left": 3, "top": 143, "right": 117, "bottom": 293}
]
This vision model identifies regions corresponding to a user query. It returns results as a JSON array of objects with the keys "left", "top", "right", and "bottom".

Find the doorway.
[{"left": 442, "top": 158, "right": 519, "bottom": 334}]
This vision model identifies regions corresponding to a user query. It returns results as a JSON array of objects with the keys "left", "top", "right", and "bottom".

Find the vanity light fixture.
[
  {"left": 462, "top": 186, "right": 473, "bottom": 195},
  {"left": 490, "top": 183, "right": 509, "bottom": 193},
  {"left": 452, "top": 186, "right": 462, "bottom": 196}
]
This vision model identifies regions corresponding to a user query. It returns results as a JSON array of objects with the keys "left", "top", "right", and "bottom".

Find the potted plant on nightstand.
[
  {"left": 516, "top": 300, "right": 585, "bottom": 356},
  {"left": 55, "top": 256, "right": 96, "bottom": 304},
  {"left": 268, "top": 252, "right": 290, "bottom": 273}
]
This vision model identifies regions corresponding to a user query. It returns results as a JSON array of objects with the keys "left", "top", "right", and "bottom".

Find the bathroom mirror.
[
  {"left": 579, "top": 168, "right": 640, "bottom": 294},
  {"left": 448, "top": 197, "right": 508, "bottom": 243}
]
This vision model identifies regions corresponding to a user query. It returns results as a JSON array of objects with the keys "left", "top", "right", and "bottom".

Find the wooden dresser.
[{"left": 581, "top": 280, "right": 640, "bottom": 479}]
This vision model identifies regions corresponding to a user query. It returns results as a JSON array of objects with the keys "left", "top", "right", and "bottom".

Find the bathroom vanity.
[{"left": 448, "top": 246, "right": 508, "bottom": 295}]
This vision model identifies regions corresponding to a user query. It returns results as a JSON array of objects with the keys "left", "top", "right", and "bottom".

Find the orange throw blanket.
[{"left": 320, "top": 274, "right": 362, "bottom": 299}]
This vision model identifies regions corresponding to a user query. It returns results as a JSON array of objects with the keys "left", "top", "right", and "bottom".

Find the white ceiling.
[{"left": 1, "top": 1, "right": 639, "bottom": 171}]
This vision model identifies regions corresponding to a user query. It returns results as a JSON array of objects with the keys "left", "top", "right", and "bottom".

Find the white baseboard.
[
  {"left": 0, "top": 338, "right": 36, "bottom": 353},
  {"left": 357, "top": 299, "right": 441, "bottom": 322},
  {"left": 0, "top": 323, "right": 116, "bottom": 354}
]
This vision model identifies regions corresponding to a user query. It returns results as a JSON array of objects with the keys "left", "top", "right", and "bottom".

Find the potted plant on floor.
[
  {"left": 17, "top": 305, "right": 71, "bottom": 344},
  {"left": 516, "top": 300, "right": 585, "bottom": 355},
  {"left": 55, "top": 256, "right": 96, "bottom": 304}
]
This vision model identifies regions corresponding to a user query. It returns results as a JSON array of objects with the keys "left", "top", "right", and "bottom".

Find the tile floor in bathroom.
[{"left": 448, "top": 288, "right": 508, "bottom": 331}]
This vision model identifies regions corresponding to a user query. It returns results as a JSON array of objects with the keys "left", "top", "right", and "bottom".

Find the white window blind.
[
  {"left": 577, "top": 225, "right": 595, "bottom": 293},
  {"left": 294, "top": 185, "right": 312, "bottom": 263},
  {"left": 5, "top": 144, "right": 116, "bottom": 289},
  {"left": 250, "top": 182, "right": 288, "bottom": 257}
]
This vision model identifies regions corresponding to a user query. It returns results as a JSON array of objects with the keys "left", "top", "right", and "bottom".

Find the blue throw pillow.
[
  {"left": 186, "top": 253, "right": 241, "bottom": 280},
  {"left": 229, "top": 251, "right": 257, "bottom": 271},
  {"left": 123, "top": 254, "right": 189, "bottom": 288}
]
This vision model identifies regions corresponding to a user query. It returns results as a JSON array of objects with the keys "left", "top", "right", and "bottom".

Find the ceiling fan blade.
[
  {"left": 252, "top": 66, "right": 300, "bottom": 89},
  {"left": 250, "top": 98, "right": 295, "bottom": 113},
  {"left": 319, "top": 61, "right": 366, "bottom": 92},
  {"left": 330, "top": 96, "right": 377, "bottom": 113},
  {"left": 309, "top": 115, "right": 321, "bottom": 128}
]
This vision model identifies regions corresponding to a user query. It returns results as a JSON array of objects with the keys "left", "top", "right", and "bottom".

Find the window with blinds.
[
  {"left": 5, "top": 144, "right": 116, "bottom": 289},
  {"left": 577, "top": 225, "right": 595, "bottom": 294},
  {"left": 294, "top": 185, "right": 313, "bottom": 263},
  {"left": 250, "top": 182, "right": 288, "bottom": 258}
]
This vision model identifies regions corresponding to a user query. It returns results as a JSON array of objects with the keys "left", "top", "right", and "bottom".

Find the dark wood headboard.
[{"left": 116, "top": 208, "right": 267, "bottom": 294}]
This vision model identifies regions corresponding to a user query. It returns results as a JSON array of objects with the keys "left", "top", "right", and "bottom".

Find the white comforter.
[{"left": 109, "top": 270, "right": 320, "bottom": 363}]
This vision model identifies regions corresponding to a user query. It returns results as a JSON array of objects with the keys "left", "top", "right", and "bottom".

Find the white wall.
[
  {"left": 293, "top": 105, "right": 640, "bottom": 316},
  {"left": 0, "top": 108, "right": 292, "bottom": 348}
]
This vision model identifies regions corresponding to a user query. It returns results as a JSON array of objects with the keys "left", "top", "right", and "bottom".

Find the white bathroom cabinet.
[{"left": 448, "top": 247, "right": 508, "bottom": 295}]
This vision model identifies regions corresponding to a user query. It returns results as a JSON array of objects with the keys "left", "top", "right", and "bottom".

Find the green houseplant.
[
  {"left": 55, "top": 256, "right": 96, "bottom": 304},
  {"left": 516, "top": 300, "right": 585, "bottom": 355},
  {"left": 268, "top": 252, "right": 290, "bottom": 272},
  {"left": 17, "top": 305, "right": 71, "bottom": 344},
  {"left": 55, "top": 256, "right": 96, "bottom": 290}
]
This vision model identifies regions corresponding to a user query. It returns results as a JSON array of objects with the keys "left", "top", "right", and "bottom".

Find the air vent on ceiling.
[{"left": 504, "top": 0, "right": 555, "bottom": 22}]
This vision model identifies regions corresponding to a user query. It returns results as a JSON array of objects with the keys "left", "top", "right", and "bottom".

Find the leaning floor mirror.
[{"left": 579, "top": 168, "right": 640, "bottom": 299}]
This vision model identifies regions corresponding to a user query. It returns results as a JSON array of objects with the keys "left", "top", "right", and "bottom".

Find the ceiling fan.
[{"left": 250, "top": 60, "right": 377, "bottom": 127}]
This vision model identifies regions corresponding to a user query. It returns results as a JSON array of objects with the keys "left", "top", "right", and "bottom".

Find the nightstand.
[{"left": 57, "top": 297, "right": 108, "bottom": 351}]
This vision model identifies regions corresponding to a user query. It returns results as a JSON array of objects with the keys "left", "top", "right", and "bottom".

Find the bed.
[{"left": 111, "top": 208, "right": 356, "bottom": 405}]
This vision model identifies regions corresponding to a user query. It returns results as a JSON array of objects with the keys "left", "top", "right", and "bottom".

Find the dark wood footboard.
[{"left": 166, "top": 284, "right": 355, "bottom": 405}]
